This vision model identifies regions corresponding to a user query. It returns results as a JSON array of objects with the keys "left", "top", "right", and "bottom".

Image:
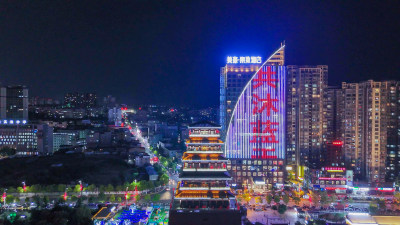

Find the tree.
[
  {"left": 57, "top": 184, "right": 67, "bottom": 192},
  {"left": 0, "top": 146, "right": 16, "bottom": 156},
  {"left": 283, "top": 194, "right": 290, "bottom": 205},
  {"left": 135, "top": 195, "right": 141, "bottom": 202},
  {"left": 266, "top": 195, "right": 273, "bottom": 205},
  {"left": 7, "top": 187, "right": 16, "bottom": 193},
  {"left": 17, "top": 187, "right": 24, "bottom": 193},
  {"left": 243, "top": 192, "right": 251, "bottom": 204},
  {"left": 237, "top": 195, "right": 243, "bottom": 203},
  {"left": 293, "top": 197, "right": 301, "bottom": 206},
  {"left": 87, "top": 184, "right": 96, "bottom": 192},
  {"left": 278, "top": 204, "right": 287, "bottom": 215},
  {"left": 394, "top": 192, "right": 400, "bottom": 205},
  {"left": 106, "top": 184, "right": 114, "bottom": 192},
  {"left": 377, "top": 199, "right": 386, "bottom": 211},
  {"left": 320, "top": 191, "right": 329, "bottom": 207},
  {"left": 33, "top": 195, "right": 42, "bottom": 207},
  {"left": 160, "top": 174, "right": 169, "bottom": 185},
  {"left": 144, "top": 194, "right": 151, "bottom": 202},
  {"left": 152, "top": 194, "right": 160, "bottom": 202},
  {"left": 88, "top": 196, "right": 95, "bottom": 203},
  {"left": 98, "top": 192, "right": 106, "bottom": 202},
  {"left": 369, "top": 202, "right": 378, "bottom": 215},
  {"left": 330, "top": 194, "right": 338, "bottom": 204},
  {"left": 5, "top": 195, "right": 14, "bottom": 204},
  {"left": 99, "top": 185, "right": 106, "bottom": 192},
  {"left": 311, "top": 191, "right": 320, "bottom": 207},
  {"left": 109, "top": 194, "right": 115, "bottom": 202},
  {"left": 255, "top": 196, "right": 262, "bottom": 204},
  {"left": 274, "top": 195, "right": 281, "bottom": 204},
  {"left": 71, "top": 195, "right": 78, "bottom": 201},
  {"left": 42, "top": 196, "right": 49, "bottom": 205},
  {"left": 74, "top": 184, "right": 81, "bottom": 193},
  {"left": 117, "top": 196, "right": 122, "bottom": 202}
]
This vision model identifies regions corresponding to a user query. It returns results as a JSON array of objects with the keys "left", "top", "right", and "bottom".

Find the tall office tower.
[
  {"left": 326, "top": 86, "right": 341, "bottom": 142},
  {"left": 170, "top": 122, "right": 241, "bottom": 225},
  {"left": 0, "top": 85, "right": 29, "bottom": 122},
  {"left": 220, "top": 58, "right": 263, "bottom": 134},
  {"left": 225, "top": 45, "right": 286, "bottom": 190},
  {"left": 220, "top": 49, "right": 285, "bottom": 135},
  {"left": 286, "top": 65, "right": 328, "bottom": 170},
  {"left": 386, "top": 81, "right": 400, "bottom": 182},
  {"left": 340, "top": 80, "right": 400, "bottom": 183},
  {"left": 64, "top": 92, "right": 97, "bottom": 108}
]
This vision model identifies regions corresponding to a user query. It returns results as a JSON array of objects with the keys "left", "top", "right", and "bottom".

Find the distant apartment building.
[
  {"left": 108, "top": 107, "right": 122, "bottom": 126},
  {"left": 53, "top": 129, "right": 87, "bottom": 152},
  {"left": 64, "top": 92, "right": 96, "bottom": 109},
  {"left": 286, "top": 65, "right": 329, "bottom": 169},
  {"left": 135, "top": 153, "right": 151, "bottom": 167},
  {"left": 339, "top": 80, "right": 400, "bottom": 183},
  {"left": 0, "top": 85, "right": 28, "bottom": 122},
  {"left": 0, "top": 124, "right": 53, "bottom": 155}
]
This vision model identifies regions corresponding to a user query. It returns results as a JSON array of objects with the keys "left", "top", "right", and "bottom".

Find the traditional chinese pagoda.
[{"left": 169, "top": 121, "right": 241, "bottom": 225}]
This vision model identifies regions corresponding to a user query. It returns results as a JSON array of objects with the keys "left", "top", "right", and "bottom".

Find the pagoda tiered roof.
[
  {"left": 174, "top": 190, "right": 236, "bottom": 200},
  {"left": 172, "top": 121, "right": 238, "bottom": 214},
  {"left": 179, "top": 171, "right": 232, "bottom": 181},
  {"left": 182, "top": 153, "right": 228, "bottom": 162}
]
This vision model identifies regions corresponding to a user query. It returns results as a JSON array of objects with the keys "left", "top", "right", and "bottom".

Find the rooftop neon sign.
[{"left": 227, "top": 56, "right": 262, "bottom": 64}]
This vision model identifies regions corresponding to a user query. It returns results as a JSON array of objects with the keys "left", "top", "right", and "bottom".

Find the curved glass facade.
[{"left": 225, "top": 46, "right": 286, "bottom": 160}]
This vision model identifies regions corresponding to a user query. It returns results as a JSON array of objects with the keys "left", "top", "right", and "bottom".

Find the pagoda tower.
[{"left": 170, "top": 121, "right": 241, "bottom": 225}]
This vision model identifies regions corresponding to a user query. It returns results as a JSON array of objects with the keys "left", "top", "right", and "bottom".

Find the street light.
[
  {"left": 79, "top": 180, "right": 83, "bottom": 198},
  {"left": 22, "top": 182, "right": 26, "bottom": 192},
  {"left": 2, "top": 189, "right": 7, "bottom": 206},
  {"left": 64, "top": 188, "right": 68, "bottom": 201},
  {"left": 125, "top": 186, "right": 129, "bottom": 208}
]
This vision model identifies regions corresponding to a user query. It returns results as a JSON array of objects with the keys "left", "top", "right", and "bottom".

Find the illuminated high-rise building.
[
  {"left": 339, "top": 80, "right": 400, "bottom": 183},
  {"left": 286, "top": 65, "right": 329, "bottom": 170},
  {"left": 220, "top": 57, "right": 263, "bottom": 134},
  {"left": 170, "top": 121, "right": 241, "bottom": 225},
  {"left": 224, "top": 45, "right": 286, "bottom": 190},
  {"left": 0, "top": 85, "right": 28, "bottom": 122},
  {"left": 64, "top": 92, "right": 97, "bottom": 109}
]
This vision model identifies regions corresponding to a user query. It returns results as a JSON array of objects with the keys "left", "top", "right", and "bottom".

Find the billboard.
[{"left": 225, "top": 65, "right": 286, "bottom": 159}]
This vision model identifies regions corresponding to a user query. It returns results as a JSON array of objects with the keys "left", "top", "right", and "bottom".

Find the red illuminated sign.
[
  {"left": 325, "top": 187, "right": 347, "bottom": 190},
  {"left": 375, "top": 188, "right": 395, "bottom": 192},
  {"left": 251, "top": 66, "right": 279, "bottom": 159},
  {"left": 318, "top": 177, "right": 347, "bottom": 180},
  {"left": 252, "top": 67, "right": 278, "bottom": 89},
  {"left": 324, "top": 167, "right": 346, "bottom": 171},
  {"left": 332, "top": 141, "right": 343, "bottom": 146}
]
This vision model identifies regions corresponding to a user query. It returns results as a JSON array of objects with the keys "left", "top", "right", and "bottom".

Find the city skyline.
[{"left": 1, "top": 1, "right": 400, "bottom": 107}]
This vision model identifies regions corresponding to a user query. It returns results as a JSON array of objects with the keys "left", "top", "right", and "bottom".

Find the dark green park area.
[{"left": 0, "top": 154, "right": 137, "bottom": 187}]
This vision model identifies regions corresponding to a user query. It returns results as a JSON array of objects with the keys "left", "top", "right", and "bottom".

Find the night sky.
[{"left": 1, "top": 1, "right": 399, "bottom": 107}]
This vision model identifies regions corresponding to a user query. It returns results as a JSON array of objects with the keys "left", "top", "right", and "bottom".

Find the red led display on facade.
[
  {"left": 251, "top": 66, "right": 280, "bottom": 159},
  {"left": 332, "top": 141, "right": 343, "bottom": 146}
]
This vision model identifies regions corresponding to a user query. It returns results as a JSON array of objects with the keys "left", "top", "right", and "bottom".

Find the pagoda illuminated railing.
[{"left": 173, "top": 122, "right": 238, "bottom": 211}]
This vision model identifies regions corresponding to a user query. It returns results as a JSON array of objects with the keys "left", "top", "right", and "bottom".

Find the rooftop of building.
[{"left": 180, "top": 171, "right": 231, "bottom": 179}]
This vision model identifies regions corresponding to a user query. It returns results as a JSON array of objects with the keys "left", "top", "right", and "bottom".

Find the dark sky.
[{"left": 1, "top": 1, "right": 399, "bottom": 107}]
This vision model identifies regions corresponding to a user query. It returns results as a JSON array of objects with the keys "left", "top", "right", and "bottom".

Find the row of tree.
[{"left": 2, "top": 178, "right": 168, "bottom": 194}]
